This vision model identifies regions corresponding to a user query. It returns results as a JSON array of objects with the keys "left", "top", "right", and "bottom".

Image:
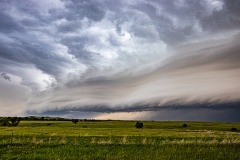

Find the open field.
[{"left": 1, "top": 121, "right": 240, "bottom": 159}]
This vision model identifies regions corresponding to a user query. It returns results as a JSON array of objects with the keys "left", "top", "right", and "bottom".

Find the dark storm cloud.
[
  {"left": 65, "top": 0, "right": 106, "bottom": 22},
  {"left": 0, "top": 14, "right": 21, "bottom": 33},
  {"left": 200, "top": 0, "right": 240, "bottom": 32},
  {"left": 46, "top": 0, "right": 105, "bottom": 23},
  {"left": 26, "top": 101, "right": 240, "bottom": 114},
  {"left": 0, "top": 34, "right": 72, "bottom": 78},
  {"left": 0, "top": 1, "right": 84, "bottom": 80},
  {"left": 131, "top": 0, "right": 240, "bottom": 45},
  {"left": 1, "top": 0, "right": 238, "bottom": 73},
  {"left": 29, "top": 103, "right": 240, "bottom": 122}
]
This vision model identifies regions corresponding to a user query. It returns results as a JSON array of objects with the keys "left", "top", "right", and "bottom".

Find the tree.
[
  {"left": 9, "top": 117, "right": 21, "bottom": 126},
  {"left": 72, "top": 119, "right": 78, "bottom": 124},
  {"left": 135, "top": 122, "right": 143, "bottom": 128},
  {"left": 0, "top": 117, "right": 21, "bottom": 126},
  {"left": 183, "top": 124, "right": 188, "bottom": 127},
  {"left": 0, "top": 118, "right": 8, "bottom": 126}
]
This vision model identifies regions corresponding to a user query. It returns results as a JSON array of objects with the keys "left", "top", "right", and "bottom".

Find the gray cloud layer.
[{"left": 0, "top": 0, "right": 240, "bottom": 120}]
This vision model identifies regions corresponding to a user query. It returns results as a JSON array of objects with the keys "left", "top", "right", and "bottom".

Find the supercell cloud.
[{"left": 0, "top": 0, "right": 240, "bottom": 121}]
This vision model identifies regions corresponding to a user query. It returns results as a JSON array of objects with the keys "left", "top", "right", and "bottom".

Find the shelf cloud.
[{"left": 0, "top": 0, "right": 240, "bottom": 121}]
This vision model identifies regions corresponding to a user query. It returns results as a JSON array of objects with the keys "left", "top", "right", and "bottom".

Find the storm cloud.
[{"left": 0, "top": 0, "right": 240, "bottom": 121}]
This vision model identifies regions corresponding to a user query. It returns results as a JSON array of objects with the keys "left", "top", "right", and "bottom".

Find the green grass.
[{"left": 0, "top": 121, "right": 240, "bottom": 159}]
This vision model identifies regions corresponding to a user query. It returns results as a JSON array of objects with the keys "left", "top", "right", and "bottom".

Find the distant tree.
[
  {"left": 0, "top": 117, "right": 21, "bottom": 126},
  {"left": 0, "top": 118, "right": 8, "bottom": 126},
  {"left": 183, "top": 124, "right": 188, "bottom": 127},
  {"left": 9, "top": 117, "right": 21, "bottom": 126},
  {"left": 72, "top": 119, "right": 78, "bottom": 124},
  {"left": 135, "top": 122, "right": 143, "bottom": 128},
  {"left": 231, "top": 128, "right": 237, "bottom": 131}
]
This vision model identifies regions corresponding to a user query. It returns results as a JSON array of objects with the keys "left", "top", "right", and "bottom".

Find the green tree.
[
  {"left": 0, "top": 117, "right": 9, "bottom": 126},
  {"left": 135, "top": 122, "right": 143, "bottom": 128},
  {"left": 72, "top": 119, "right": 78, "bottom": 124},
  {"left": 0, "top": 117, "right": 21, "bottom": 126}
]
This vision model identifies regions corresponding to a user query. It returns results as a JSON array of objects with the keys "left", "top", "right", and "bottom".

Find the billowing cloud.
[{"left": 0, "top": 0, "right": 240, "bottom": 120}]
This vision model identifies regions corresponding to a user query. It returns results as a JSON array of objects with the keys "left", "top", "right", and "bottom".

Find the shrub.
[
  {"left": 135, "top": 122, "right": 143, "bottom": 128},
  {"left": 83, "top": 126, "right": 87, "bottom": 128},
  {"left": 231, "top": 128, "right": 237, "bottom": 131},
  {"left": 183, "top": 124, "right": 188, "bottom": 127}
]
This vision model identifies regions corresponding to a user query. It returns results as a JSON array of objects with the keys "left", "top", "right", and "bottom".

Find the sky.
[{"left": 0, "top": 0, "right": 240, "bottom": 121}]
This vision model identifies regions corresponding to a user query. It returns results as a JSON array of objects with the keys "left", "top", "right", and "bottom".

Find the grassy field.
[{"left": 0, "top": 120, "right": 240, "bottom": 159}]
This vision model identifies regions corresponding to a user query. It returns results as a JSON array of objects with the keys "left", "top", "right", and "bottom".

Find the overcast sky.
[{"left": 0, "top": 0, "right": 240, "bottom": 121}]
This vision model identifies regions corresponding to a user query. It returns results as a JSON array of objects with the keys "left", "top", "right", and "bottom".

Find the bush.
[
  {"left": 135, "top": 122, "right": 143, "bottom": 128},
  {"left": 231, "top": 128, "right": 237, "bottom": 131},
  {"left": 183, "top": 124, "right": 188, "bottom": 127}
]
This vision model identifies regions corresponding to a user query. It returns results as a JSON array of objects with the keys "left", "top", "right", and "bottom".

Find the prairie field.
[{"left": 0, "top": 120, "right": 240, "bottom": 160}]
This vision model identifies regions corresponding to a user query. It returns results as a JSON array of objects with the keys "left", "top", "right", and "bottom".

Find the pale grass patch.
[
  {"left": 179, "top": 139, "right": 185, "bottom": 144},
  {"left": 232, "top": 139, "right": 240, "bottom": 144},
  {"left": 197, "top": 139, "right": 205, "bottom": 144},
  {"left": 142, "top": 137, "right": 147, "bottom": 144},
  {"left": 161, "top": 139, "right": 170, "bottom": 145},
  {"left": 31, "top": 136, "right": 37, "bottom": 144},
  {"left": 170, "top": 140, "right": 178, "bottom": 144},
  {"left": 93, "top": 136, "right": 113, "bottom": 145},
  {"left": 91, "top": 137, "right": 96, "bottom": 144},
  {"left": 169, "top": 140, "right": 194, "bottom": 145},
  {"left": 206, "top": 130, "right": 215, "bottom": 134},
  {"left": 150, "top": 140, "right": 157, "bottom": 145},
  {"left": 38, "top": 139, "right": 44, "bottom": 144},
  {"left": 121, "top": 135, "right": 128, "bottom": 144},
  {"left": 59, "top": 136, "right": 66, "bottom": 144},
  {"left": 49, "top": 137, "right": 52, "bottom": 145},
  {"left": 11, "top": 137, "right": 18, "bottom": 143},
  {"left": 73, "top": 138, "right": 78, "bottom": 145},
  {"left": 97, "top": 140, "right": 112, "bottom": 144},
  {"left": 184, "top": 140, "right": 196, "bottom": 144},
  {"left": 220, "top": 139, "right": 231, "bottom": 145}
]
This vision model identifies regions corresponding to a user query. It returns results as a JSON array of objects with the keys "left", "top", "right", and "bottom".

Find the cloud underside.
[
  {"left": 0, "top": 0, "right": 240, "bottom": 118},
  {"left": 35, "top": 106, "right": 240, "bottom": 122}
]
